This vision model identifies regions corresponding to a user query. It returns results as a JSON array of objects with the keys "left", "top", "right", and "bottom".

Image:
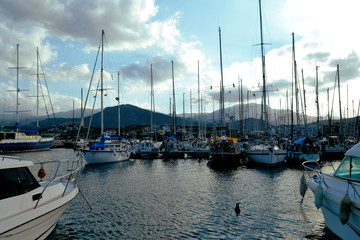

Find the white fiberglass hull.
[
  {"left": 0, "top": 182, "right": 78, "bottom": 240},
  {"left": 308, "top": 175, "right": 360, "bottom": 239},
  {"left": 246, "top": 149, "right": 286, "bottom": 165},
  {"left": 1, "top": 201, "right": 72, "bottom": 240},
  {"left": 83, "top": 149, "right": 130, "bottom": 164}
]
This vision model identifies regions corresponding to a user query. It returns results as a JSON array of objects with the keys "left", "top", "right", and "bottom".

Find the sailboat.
[
  {"left": 208, "top": 27, "right": 242, "bottom": 168},
  {"left": 286, "top": 33, "right": 320, "bottom": 164},
  {"left": 132, "top": 64, "right": 160, "bottom": 159},
  {"left": 245, "top": 0, "right": 286, "bottom": 166},
  {"left": 78, "top": 30, "right": 131, "bottom": 164},
  {"left": 161, "top": 60, "right": 185, "bottom": 159},
  {"left": 0, "top": 45, "right": 53, "bottom": 153}
]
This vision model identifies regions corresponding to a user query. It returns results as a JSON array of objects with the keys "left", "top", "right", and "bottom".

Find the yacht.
[
  {"left": 209, "top": 136, "right": 242, "bottom": 168},
  {"left": 246, "top": 141, "right": 287, "bottom": 166},
  {"left": 0, "top": 155, "right": 80, "bottom": 239},
  {"left": 286, "top": 136, "right": 320, "bottom": 164},
  {"left": 303, "top": 142, "right": 360, "bottom": 239},
  {"left": 77, "top": 30, "right": 131, "bottom": 164}
]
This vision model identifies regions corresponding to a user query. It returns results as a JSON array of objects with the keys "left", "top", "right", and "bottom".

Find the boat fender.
[
  {"left": 339, "top": 193, "right": 352, "bottom": 225},
  {"left": 314, "top": 184, "right": 323, "bottom": 209},
  {"left": 38, "top": 167, "right": 46, "bottom": 179},
  {"left": 113, "top": 149, "right": 116, "bottom": 156},
  {"left": 300, "top": 173, "right": 307, "bottom": 198}
]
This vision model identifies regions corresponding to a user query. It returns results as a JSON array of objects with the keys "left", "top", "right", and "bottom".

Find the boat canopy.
[
  {"left": 20, "top": 127, "right": 39, "bottom": 133},
  {"left": 294, "top": 137, "right": 313, "bottom": 146},
  {"left": 210, "top": 136, "right": 238, "bottom": 143}
]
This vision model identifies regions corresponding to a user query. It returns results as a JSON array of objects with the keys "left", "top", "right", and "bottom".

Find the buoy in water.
[
  {"left": 339, "top": 193, "right": 352, "bottom": 225},
  {"left": 38, "top": 167, "right": 46, "bottom": 179},
  {"left": 235, "top": 202, "right": 241, "bottom": 215},
  {"left": 314, "top": 184, "right": 323, "bottom": 209}
]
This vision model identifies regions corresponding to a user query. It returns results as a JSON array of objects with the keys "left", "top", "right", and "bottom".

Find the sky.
[{"left": 1, "top": 0, "right": 360, "bottom": 123}]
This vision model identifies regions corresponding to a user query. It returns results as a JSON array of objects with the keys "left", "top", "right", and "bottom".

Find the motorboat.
[
  {"left": 0, "top": 155, "right": 80, "bottom": 239},
  {"left": 303, "top": 142, "right": 360, "bottom": 239}
]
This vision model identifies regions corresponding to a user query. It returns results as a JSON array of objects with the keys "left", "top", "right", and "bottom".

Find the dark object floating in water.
[{"left": 235, "top": 202, "right": 241, "bottom": 215}]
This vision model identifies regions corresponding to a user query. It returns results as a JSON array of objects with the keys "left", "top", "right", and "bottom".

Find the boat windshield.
[
  {"left": 334, "top": 156, "right": 360, "bottom": 180},
  {"left": 0, "top": 167, "right": 40, "bottom": 200}
]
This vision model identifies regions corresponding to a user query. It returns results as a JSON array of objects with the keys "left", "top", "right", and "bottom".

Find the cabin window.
[
  {"left": 0, "top": 167, "right": 40, "bottom": 200},
  {"left": 335, "top": 156, "right": 360, "bottom": 180}
]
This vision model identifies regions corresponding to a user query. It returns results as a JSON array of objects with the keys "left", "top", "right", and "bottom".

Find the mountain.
[
  {"left": 52, "top": 108, "right": 100, "bottom": 119},
  {"left": 15, "top": 103, "right": 333, "bottom": 131}
]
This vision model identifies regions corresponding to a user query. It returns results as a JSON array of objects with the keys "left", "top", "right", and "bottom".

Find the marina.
[
  {"left": 0, "top": 148, "right": 342, "bottom": 239},
  {"left": 1, "top": 1, "right": 360, "bottom": 239}
]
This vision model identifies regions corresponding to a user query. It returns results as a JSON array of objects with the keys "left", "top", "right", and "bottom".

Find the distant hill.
[
  {"left": 9, "top": 103, "right": 338, "bottom": 131},
  {"left": 53, "top": 108, "right": 100, "bottom": 119}
]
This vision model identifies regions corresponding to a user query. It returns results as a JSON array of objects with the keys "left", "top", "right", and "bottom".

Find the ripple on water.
[{"left": 19, "top": 149, "right": 337, "bottom": 239}]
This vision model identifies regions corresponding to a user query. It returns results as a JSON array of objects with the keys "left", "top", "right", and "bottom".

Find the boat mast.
[
  {"left": 198, "top": 59, "right": 201, "bottom": 138},
  {"left": 259, "top": 0, "right": 268, "bottom": 130},
  {"left": 36, "top": 47, "right": 40, "bottom": 132},
  {"left": 100, "top": 30, "right": 104, "bottom": 139},
  {"left": 218, "top": 27, "right": 225, "bottom": 129},
  {"left": 302, "top": 69, "right": 308, "bottom": 136},
  {"left": 337, "top": 64, "right": 344, "bottom": 142},
  {"left": 183, "top": 92, "right": 185, "bottom": 140},
  {"left": 172, "top": 60, "right": 176, "bottom": 136},
  {"left": 117, "top": 72, "right": 120, "bottom": 137},
  {"left": 316, "top": 66, "right": 320, "bottom": 138},
  {"left": 14, "top": 44, "right": 21, "bottom": 131},
  {"left": 292, "top": 33, "right": 299, "bottom": 135},
  {"left": 238, "top": 76, "right": 241, "bottom": 134},
  {"left": 190, "top": 90, "right": 193, "bottom": 136},
  {"left": 150, "top": 64, "right": 154, "bottom": 136}
]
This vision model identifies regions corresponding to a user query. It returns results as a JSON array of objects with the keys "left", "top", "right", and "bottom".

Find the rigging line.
[
  {"left": 38, "top": 52, "right": 58, "bottom": 127},
  {"left": 297, "top": 70, "right": 305, "bottom": 126},
  {"left": 76, "top": 36, "right": 101, "bottom": 142},
  {"left": 38, "top": 78, "right": 51, "bottom": 127},
  {"left": 86, "top": 76, "right": 101, "bottom": 141}
]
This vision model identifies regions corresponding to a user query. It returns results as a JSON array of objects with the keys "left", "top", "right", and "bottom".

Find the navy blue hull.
[{"left": 0, "top": 140, "right": 53, "bottom": 153}]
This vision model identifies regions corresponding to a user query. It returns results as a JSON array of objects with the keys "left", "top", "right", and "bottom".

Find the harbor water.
[{"left": 17, "top": 148, "right": 340, "bottom": 239}]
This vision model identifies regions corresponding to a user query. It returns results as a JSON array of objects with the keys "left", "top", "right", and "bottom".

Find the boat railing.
[
  {"left": 302, "top": 160, "right": 329, "bottom": 188},
  {"left": 33, "top": 159, "right": 81, "bottom": 209},
  {"left": 0, "top": 155, "right": 21, "bottom": 161}
]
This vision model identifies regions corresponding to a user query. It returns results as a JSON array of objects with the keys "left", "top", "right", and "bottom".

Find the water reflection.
[{"left": 18, "top": 149, "right": 335, "bottom": 239}]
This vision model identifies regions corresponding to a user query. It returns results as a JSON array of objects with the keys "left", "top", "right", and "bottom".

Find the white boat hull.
[
  {"left": 308, "top": 176, "right": 360, "bottom": 239},
  {"left": 246, "top": 149, "right": 286, "bottom": 165},
  {"left": 83, "top": 149, "right": 130, "bottom": 164},
  {"left": 1, "top": 201, "right": 72, "bottom": 240},
  {"left": 0, "top": 182, "right": 78, "bottom": 240}
]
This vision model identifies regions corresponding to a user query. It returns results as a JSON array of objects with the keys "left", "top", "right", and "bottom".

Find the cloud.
[
  {"left": 327, "top": 51, "right": 360, "bottom": 82},
  {"left": 304, "top": 52, "right": 330, "bottom": 63}
]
